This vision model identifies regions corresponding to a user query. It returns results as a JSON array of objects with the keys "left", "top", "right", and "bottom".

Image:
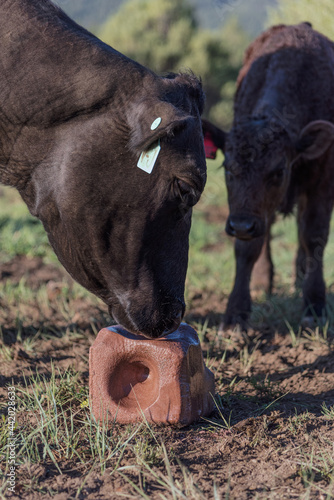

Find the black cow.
[
  {"left": 203, "top": 23, "right": 334, "bottom": 329},
  {"left": 0, "top": 0, "right": 207, "bottom": 338}
]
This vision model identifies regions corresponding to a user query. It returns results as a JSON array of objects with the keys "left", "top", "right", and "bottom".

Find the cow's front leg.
[
  {"left": 295, "top": 202, "right": 308, "bottom": 289},
  {"left": 295, "top": 245, "right": 307, "bottom": 290},
  {"left": 224, "top": 236, "right": 264, "bottom": 329},
  {"left": 250, "top": 228, "right": 274, "bottom": 295},
  {"left": 297, "top": 194, "right": 333, "bottom": 327}
]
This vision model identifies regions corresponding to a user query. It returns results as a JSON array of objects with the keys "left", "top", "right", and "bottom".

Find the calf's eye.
[{"left": 268, "top": 168, "right": 285, "bottom": 185}]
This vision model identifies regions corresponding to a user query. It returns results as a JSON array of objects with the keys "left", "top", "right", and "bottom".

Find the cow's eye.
[
  {"left": 225, "top": 170, "right": 234, "bottom": 182},
  {"left": 174, "top": 179, "right": 198, "bottom": 208},
  {"left": 267, "top": 168, "right": 285, "bottom": 185}
]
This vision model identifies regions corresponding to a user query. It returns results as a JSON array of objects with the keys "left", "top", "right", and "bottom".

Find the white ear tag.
[
  {"left": 151, "top": 117, "right": 162, "bottom": 130},
  {"left": 137, "top": 139, "right": 161, "bottom": 174}
]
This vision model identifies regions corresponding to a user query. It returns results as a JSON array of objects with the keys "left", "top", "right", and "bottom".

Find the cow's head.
[
  {"left": 203, "top": 118, "right": 334, "bottom": 240},
  {"left": 29, "top": 73, "right": 206, "bottom": 338}
]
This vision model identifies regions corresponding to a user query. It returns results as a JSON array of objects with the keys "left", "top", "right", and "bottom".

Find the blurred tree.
[
  {"left": 99, "top": 0, "right": 249, "bottom": 127},
  {"left": 99, "top": 0, "right": 196, "bottom": 74},
  {"left": 210, "top": 17, "right": 250, "bottom": 126},
  {"left": 55, "top": 0, "right": 118, "bottom": 31},
  {"left": 266, "top": 0, "right": 334, "bottom": 40}
]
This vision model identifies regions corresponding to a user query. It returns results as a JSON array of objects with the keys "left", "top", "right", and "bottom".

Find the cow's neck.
[{"left": 0, "top": 0, "right": 151, "bottom": 188}]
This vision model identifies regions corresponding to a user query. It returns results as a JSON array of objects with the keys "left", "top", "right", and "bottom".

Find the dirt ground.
[{"left": 1, "top": 255, "right": 334, "bottom": 499}]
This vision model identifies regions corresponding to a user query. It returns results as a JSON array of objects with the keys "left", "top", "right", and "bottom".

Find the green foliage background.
[
  {"left": 266, "top": 0, "right": 334, "bottom": 39},
  {"left": 55, "top": 0, "right": 330, "bottom": 128},
  {"left": 55, "top": 0, "right": 278, "bottom": 35},
  {"left": 98, "top": 0, "right": 249, "bottom": 127}
]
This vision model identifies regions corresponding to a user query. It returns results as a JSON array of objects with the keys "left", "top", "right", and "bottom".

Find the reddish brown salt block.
[{"left": 89, "top": 323, "right": 215, "bottom": 426}]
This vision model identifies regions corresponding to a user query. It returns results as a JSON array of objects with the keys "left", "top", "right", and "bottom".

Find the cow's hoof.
[
  {"left": 221, "top": 313, "right": 249, "bottom": 332},
  {"left": 301, "top": 315, "right": 315, "bottom": 330},
  {"left": 301, "top": 315, "right": 327, "bottom": 330},
  {"left": 216, "top": 322, "right": 245, "bottom": 346}
]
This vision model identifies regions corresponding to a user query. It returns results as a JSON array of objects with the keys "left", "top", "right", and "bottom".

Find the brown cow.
[{"left": 203, "top": 23, "right": 334, "bottom": 329}]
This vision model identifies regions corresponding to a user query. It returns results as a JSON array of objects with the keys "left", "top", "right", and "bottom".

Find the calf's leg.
[
  {"left": 250, "top": 228, "right": 274, "bottom": 295},
  {"left": 295, "top": 201, "right": 308, "bottom": 289},
  {"left": 225, "top": 220, "right": 274, "bottom": 329},
  {"left": 224, "top": 236, "right": 265, "bottom": 328},
  {"left": 295, "top": 245, "right": 307, "bottom": 290},
  {"left": 297, "top": 194, "right": 333, "bottom": 326}
]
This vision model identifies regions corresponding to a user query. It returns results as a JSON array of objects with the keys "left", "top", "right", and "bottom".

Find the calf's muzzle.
[{"left": 226, "top": 214, "right": 265, "bottom": 240}]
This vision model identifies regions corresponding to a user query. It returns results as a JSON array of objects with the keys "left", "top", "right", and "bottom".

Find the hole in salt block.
[{"left": 108, "top": 359, "right": 159, "bottom": 410}]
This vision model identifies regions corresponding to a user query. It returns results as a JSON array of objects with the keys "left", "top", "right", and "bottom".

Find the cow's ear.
[
  {"left": 295, "top": 120, "right": 334, "bottom": 160},
  {"left": 201, "top": 119, "right": 227, "bottom": 159},
  {"left": 128, "top": 100, "right": 192, "bottom": 153}
]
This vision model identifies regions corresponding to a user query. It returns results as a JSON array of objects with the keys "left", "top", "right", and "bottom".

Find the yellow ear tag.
[{"left": 137, "top": 139, "right": 161, "bottom": 174}]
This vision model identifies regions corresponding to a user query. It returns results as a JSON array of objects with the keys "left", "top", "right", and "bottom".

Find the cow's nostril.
[
  {"left": 162, "top": 308, "right": 183, "bottom": 337},
  {"left": 243, "top": 220, "right": 256, "bottom": 232},
  {"left": 228, "top": 218, "right": 237, "bottom": 232},
  {"left": 230, "top": 218, "right": 254, "bottom": 232},
  {"left": 226, "top": 216, "right": 259, "bottom": 239},
  {"left": 173, "top": 309, "right": 183, "bottom": 323}
]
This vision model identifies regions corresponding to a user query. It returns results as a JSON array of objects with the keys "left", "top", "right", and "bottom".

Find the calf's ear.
[
  {"left": 201, "top": 119, "right": 227, "bottom": 159},
  {"left": 295, "top": 120, "right": 334, "bottom": 160}
]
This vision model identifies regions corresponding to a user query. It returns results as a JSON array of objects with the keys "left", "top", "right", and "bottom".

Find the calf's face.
[
  {"left": 31, "top": 85, "right": 206, "bottom": 338},
  {"left": 202, "top": 118, "right": 334, "bottom": 241},
  {"left": 223, "top": 120, "right": 291, "bottom": 240}
]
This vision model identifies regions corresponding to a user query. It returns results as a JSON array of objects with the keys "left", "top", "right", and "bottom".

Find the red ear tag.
[{"left": 204, "top": 133, "right": 218, "bottom": 159}]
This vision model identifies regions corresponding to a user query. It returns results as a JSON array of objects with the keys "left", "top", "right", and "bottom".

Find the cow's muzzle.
[
  {"left": 226, "top": 214, "right": 265, "bottom": 240},
  {"left": 109, "top": 299, "right": 185, "bottom": 339}
]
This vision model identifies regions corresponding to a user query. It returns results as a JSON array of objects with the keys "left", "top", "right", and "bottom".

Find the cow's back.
[
  {"left": 0, "top": 0, "right": 148, "bottom": 128},
  {"left": 234, "top": 23, "right": 334, "bottom": 125}
]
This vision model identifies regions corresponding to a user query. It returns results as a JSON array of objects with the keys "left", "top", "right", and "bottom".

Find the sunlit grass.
[
  {"left": 0, "top": 364, "right": 223, "bottom": 498},
  {"left": 1, "top": 155, "right": 334, "bottom": 499}
]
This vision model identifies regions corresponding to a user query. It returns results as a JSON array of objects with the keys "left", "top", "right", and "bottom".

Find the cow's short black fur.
[
  {"left": 203, "top": 23, "right": 334, "bottom": 329},
  {"left": 0, "top": 0, "right": 207, "bottom": 337}
]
